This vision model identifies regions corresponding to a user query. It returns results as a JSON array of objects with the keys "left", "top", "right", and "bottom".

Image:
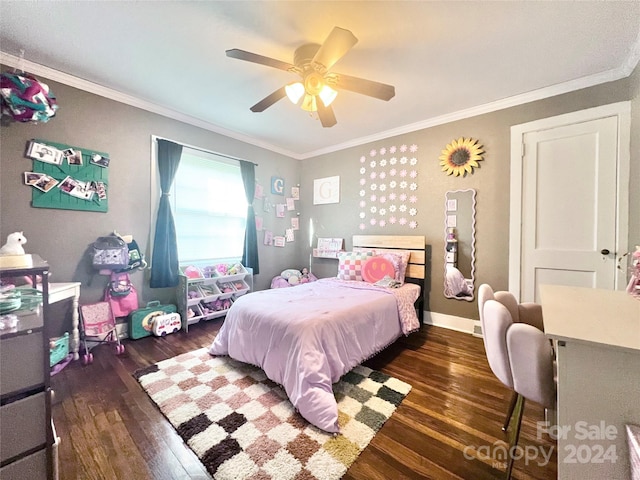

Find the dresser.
[{"left": 0, "top": 255, "right": 54, "bottom": 479}]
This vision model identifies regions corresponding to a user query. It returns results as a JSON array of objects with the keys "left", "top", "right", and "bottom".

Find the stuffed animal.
[
  {"left": 0, "top": 232, "right": 27, "bottom": 256},
  {"left": 281, "top": 269, "right": 302, "bottom": 286},
  {"left": 300, "top": 267, "right": 311, "bottom": 284}
]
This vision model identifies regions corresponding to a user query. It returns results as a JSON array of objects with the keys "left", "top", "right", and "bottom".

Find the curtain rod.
[{"left": 152, "top": 135, "right": 258, "bottom": 166}]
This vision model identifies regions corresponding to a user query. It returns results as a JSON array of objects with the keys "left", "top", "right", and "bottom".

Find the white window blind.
[{"left": 171, "top": 148, "right": 247, "bottom": 263}]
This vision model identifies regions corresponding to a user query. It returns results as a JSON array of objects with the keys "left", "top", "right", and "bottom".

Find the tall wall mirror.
[{"left": 444, "top": 189, "right": 477, "bottom": 301}]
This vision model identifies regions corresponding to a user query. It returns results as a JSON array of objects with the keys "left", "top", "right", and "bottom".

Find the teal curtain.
[
  {"left": 150, "top": 140, "right": 183, "bottom": 288},
  {"left": 240, "top": 160, "right": 259, "bottom": 274}
]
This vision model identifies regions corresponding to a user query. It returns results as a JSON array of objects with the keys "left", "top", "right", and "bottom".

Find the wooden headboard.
[{"left": 352, "top": 235, "right": 426, "bottom": 280}]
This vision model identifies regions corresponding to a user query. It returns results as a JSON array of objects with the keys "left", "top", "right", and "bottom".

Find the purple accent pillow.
[
  {"left": 373, "top": 249, "right": 411, "bottom": 284},
  {"left": 376, "top": 253, "right": 404, "bottom": 283}
]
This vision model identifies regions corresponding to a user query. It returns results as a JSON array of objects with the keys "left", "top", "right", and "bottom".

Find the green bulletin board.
[{"left": 29, "top": 139, "right": 109, "bottom": 213}]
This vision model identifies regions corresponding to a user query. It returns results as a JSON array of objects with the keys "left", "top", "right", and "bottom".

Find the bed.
[{"left": 209, "top": 235, "right": 426, "bottom": 433}]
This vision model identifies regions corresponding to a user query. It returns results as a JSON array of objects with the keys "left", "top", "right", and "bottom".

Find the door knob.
[{"left": 600, "top": 249, "right": 610, "bottom": 255}]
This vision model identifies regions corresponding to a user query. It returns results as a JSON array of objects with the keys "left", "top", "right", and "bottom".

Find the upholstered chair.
[
  {"left": 478, "top": 284, "right": 544, "bottom": 332},
  {"left": 477, "top": 284, "right": 545, "bottom": 430},
  {"left": 482, "top": 299, "right": 556, "bottom": 479}
]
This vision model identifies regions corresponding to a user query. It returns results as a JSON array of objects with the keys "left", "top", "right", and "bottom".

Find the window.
[{"left": 170, "top": 148, "right": 247, "bottom": 263}]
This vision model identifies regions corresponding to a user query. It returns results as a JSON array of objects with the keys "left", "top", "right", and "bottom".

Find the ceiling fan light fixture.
[
  {"left": 227, "top": 26, "right": 395, "bottom": 127},
  {"left": 319, "top": 85, "right": 338, "bottom": 107},
  {"left": 285, "top": 82, "right": 305, "bottom": 104},
  {"left": 301, "top": 93, "right": 317, "bottom": 112}
]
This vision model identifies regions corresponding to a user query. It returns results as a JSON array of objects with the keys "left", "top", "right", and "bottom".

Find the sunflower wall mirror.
[
  {"left": 444, "top": 189, "right": 477, "bottom": 301},
  {"left": 439, "top": 137, "right": 484, "bottom": 176}
]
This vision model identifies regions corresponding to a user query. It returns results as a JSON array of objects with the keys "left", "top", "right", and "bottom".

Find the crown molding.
[
  {"left": 299, "top": 62, "right": 636, "bottom": 159},
  {"left": 622, "top": 29, "right": 640, "bottom": 76},
  {"left": 0, "top": 51, "right": 300, "bottom": 159},
  {"left": 3, "top": 40, "right": 638, "bottom": 162}
]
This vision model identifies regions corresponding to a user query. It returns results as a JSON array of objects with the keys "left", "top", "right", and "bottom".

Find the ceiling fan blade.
[
  {"left": 333, "top": 73, "right": 395, "bottom": 101},
  {"left": 312, "top": 27, "right": 358, "bottom": 71},
  {"left": 250, "top": 87, "right": 287, "bottom": 112},
  {"left": 316, "top": 100, "right": 337, "bottom": 128},
  {"left": 226, "top": 49, "right": 294, "bottom": 72}
]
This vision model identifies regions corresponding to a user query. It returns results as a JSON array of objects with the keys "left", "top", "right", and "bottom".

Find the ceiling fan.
[{"left": 226, "top": 26, "right": 395, "bottom": 128}]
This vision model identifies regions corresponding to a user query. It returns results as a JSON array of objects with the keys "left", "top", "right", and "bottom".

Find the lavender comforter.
[{"left": 208, "top": 278, "right": 420, "bottom": 433}]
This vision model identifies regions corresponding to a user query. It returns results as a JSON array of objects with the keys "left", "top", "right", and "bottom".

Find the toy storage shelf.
[
  {"left": 177, "top": 264, "right": 252, "bottom": 333},
  {"left": 0, "top": 255, "right": 55, "bottom": 480}
]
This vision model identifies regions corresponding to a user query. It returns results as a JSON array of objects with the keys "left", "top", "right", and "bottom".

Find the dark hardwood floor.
[{"left": 51, "top": 322, "right": 556, "bottom": 479}]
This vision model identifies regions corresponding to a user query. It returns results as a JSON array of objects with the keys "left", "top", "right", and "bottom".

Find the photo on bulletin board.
[
  {"left": 274, "top": 236, "right": 286, "bottom": 247},
  {"left": 313, "top": 176, "right": 340, "bottom": 205},
  {"left": 291, "top": 186, "right": 299, "bottom": 200},
  {"left": 63, "top": 148, "right": 83, "bottom": 166}
]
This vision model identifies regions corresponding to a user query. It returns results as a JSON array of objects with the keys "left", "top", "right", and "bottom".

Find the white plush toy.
[
  {"left": 281, "top": 268, "right": 302, "bottom": 286},
  {"left": 0, "top": 232, "right": 27, "bottom": 255}
]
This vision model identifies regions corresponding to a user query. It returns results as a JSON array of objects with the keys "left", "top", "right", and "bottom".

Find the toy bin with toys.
[
  {"left": 209, "top": 262, "right": 248, "bottom": 282},
  {"left": 49, "top": 332, "right": 69, "bottom": 367},
  {"left": 232, "top": 279, "right": 250, "bottom": 296},
  {"left": 177, "top": 262, "right": 252, "bottom": 332}
]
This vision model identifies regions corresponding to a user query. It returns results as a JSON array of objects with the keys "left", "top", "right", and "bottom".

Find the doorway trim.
[{"left": 508, "top": 102, "right": 630, "bottom": 300}]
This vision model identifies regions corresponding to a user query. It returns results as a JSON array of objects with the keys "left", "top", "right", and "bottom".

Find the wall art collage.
[{"left": 256, "top": 176, "right": 300, "bottom": 248}]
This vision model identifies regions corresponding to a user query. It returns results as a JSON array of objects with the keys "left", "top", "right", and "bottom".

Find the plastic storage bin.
[{"left": 49, "top": 332, "right": 69, "bottom": 367}]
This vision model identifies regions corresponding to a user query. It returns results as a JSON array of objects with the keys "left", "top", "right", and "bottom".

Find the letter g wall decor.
[{"left": 313, "top": 176, "right": 340, "bottom": 205}]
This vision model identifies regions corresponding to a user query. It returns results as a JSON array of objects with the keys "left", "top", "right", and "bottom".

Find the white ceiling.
[{"left": 1, "top": 1, "right": 639, "bottom": 159}]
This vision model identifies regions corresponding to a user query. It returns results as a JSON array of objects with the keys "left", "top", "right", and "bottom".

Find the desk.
[
  {"left": 48, "top": 283, "right": 81, "bottom": 360},
  {"left": 540, "top": 285, "right": 640, "bottom": 480}
]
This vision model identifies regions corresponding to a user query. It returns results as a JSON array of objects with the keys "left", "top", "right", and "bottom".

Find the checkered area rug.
[{"left": 134, "top": 348, "right": 411, "bottom": 480}]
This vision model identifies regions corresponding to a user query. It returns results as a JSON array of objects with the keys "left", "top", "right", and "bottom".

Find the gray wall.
[
  {"left": 300, "top": 68, "right": 640, "bottom": 320},
  {"left": 0, "top": 71, "right": 300, "bottom": 305},
  {"left": 1, "top": 65, "right": 638, "bottom": 323}
]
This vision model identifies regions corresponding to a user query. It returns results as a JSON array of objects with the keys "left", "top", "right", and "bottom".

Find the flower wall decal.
[
  {"left": 439, "top": 137, "right": 484, "bottom": 177},
  {"left": 358, "top": 145, "right": 420, "bottom": 230}
]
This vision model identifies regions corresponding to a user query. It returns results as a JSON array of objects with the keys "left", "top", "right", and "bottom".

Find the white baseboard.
[{"left": 423, "top": 311, "right": 478, "bottom": 335}]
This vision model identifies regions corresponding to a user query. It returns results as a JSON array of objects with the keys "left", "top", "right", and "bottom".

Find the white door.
[{"left": 509, "top": 103, "right": 630, "bottom": 303}]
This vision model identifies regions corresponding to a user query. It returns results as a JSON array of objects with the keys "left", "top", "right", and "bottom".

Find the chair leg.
[
  {"left": 505, "top": 394, "right": 525, "bottom": 480},
  {"left": 502, "top": 391, "right": 518, "bottom": 432}
]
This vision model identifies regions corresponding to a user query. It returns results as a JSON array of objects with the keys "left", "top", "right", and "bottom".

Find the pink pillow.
[
  {"left": 377, "top": 250, "right": 411, "bottom": 284},
  {"left": 352, "top": 248, "right": 411, "bottom": 283},
  {"left": 362, "top": 255, "right": 396, "bottom": 283},
  {"left": 337, "top": 251, "right": 373, "bottom": 281}
]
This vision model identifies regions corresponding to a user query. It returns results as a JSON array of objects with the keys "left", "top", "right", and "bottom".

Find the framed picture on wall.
[
  {"left": 271, "top": 176, "right": 284, "bottom": 195},
  {"left": 313, "top": 176, "right": 340, "bottom": 205}
]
